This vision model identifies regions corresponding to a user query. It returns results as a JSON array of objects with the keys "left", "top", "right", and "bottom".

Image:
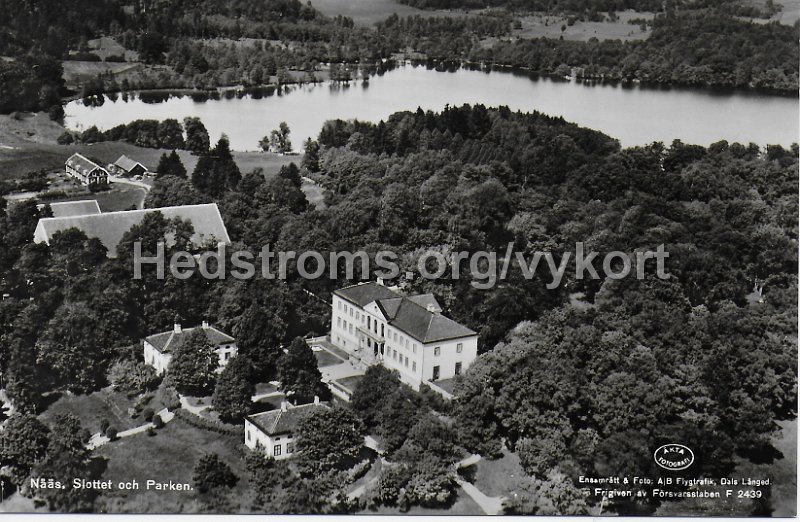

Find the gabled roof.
[
  {"left": 33, "top": 203, "right": 230, "bottom": 257},
  {"left": 246, "top": 402, "right": 329, "bottom": 436},
  {"left": 115, "top": 155, "right": 147, "bottom": 173},
  {"left": 145, "top": 324, "right": 234, "bottom": 354},
  {"left": 48, "top": 200, "right": 102, "bottom": 218},
  {"left": 336, "top": 282, "right": 476, "bottom": 344},
  {"left": 65, "top": 153, "right": 106, "bottom": 174},
  {"left": 334, "top": 281, "right": 401, "bottom": 307},
  {"left": 375, "top": 295, "right": 476, "bottom": 344}
]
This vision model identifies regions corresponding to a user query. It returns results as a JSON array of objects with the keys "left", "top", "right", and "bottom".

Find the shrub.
[
  {"left": 99, "top": 419, "right": 110, "bottom": 433},
  {"left": 108, "top": 359, "right": 160, "bottom": 392},
  {"left": 106, "top": 426, "right": 118, "bottom": 441},
  {"left": 142, "top": 407, "right": 155, "bottom": 422},
  {"left": 155, "top": 383, "right": 181, "bottom": 410},
  {"left": 146, "top": 427, "right": 157, "bottom": 437},
  {"left": 152, "top": 415, "right": 165, "bottom": 429}
]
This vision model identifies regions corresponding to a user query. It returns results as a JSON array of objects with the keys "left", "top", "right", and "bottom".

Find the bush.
[
  {"left": 56, "top": 131, "right": 75, "bottom": 145},
  {"left": 108, "top": 359, "right": 160, "bottom": 395},
  {"left": 173, "top": 409, "right": 239, "bottom": 435},
  {"left": 106, "top": 426, "right": 119, "bottom": 441},
  {"left": 146, "top": 427, "right": 157, "bottom": 437},
  {"left": 142, "top": 407, "right": 155, "bottom": 422},
  {"left": 152, "top": 415, "right": 164, "bottom": 429},
  {"left": 99, "top": 419, "right": 110, "bottom": 434},
  {"left": 155, "top": 383, "right": 181, "bottom": 410}
]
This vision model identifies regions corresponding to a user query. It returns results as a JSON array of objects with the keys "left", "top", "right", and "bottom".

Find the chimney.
[
  {"left": 280, "top": 401, "right": 288, "bottom": 412},
  {"left": 313, "top": 395, "right": 320, "bottom": 405},
  {"left": 173, "top": 323, "right": 182, "bottom": 333}
]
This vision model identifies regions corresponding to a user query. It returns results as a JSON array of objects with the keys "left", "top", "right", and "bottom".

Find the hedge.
[{"left": 173, "top": 408, "right": 240, "bottom": 436}]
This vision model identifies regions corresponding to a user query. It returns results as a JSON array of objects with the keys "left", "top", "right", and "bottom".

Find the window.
[
  {"left": 413, "top": 362, "right": 417, "bottom": 372},
  {"left": 338, "top": 301, "right": 342, "bottom": 311},
  {"left": 337, "top": 317, "right": 341, "bottom": 327},
  {"left": 286, "top": 443, "right": 295, "bottom": 454},
  {"left": 356, "top": 311, "right": 360, "bottom": 320},
  {"left": 350, "top": 308, "right": 353, "bottom": 317},
  {"left": 349, "top": 324, "right": 353, "bottom": 334},
  {"left": 381, "top": 324, "right": 384, "bottom": 337},
  {"left": 246, "top": 430, "right": 251, "bottom": 442},
  {"left": 455, "top": 362, "right": 462, "bottom": 375},
  {"left": 434, "top": 346, "right": 441, "bottom": 356},
  {"left": 404, "top": 357, "right": 409, "bottom": 368},
  {"left": 274, "top": 444, "right": 282, "bottom": 456},
  {"left": 393, "top": 350, "right": 397, "bottom": 360},
  {"left": 432, "top": 366, "right": 440, "bottom": 380},
  {"left": 457, "top": 343, "right": 463, "bottom": 353}
]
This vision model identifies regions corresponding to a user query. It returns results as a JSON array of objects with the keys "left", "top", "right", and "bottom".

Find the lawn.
[
  {"left": 94, "top": 416, "right": 250, "bottom": 513},
  {"left": 468, "top": 447, "right": 525, "bottom": 498},
  {"left": 310, "top": 0, "right": 466, "bottom": 25},
  {"left": 49, "top": 183, "right": 146, "bottom": 211},
  {"left": 38, "top": 387, "right": 142, "bottom": 434}
]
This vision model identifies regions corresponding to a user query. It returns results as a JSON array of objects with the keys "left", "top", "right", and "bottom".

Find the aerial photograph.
[{"left": 0, "top": 0, "right": 797, "bottom": 516}]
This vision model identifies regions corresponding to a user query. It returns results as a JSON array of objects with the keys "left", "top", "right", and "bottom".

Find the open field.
[
  {"left": 42, "top": 183, "right": 147, "bottom": 211},
  {"left": 87, "top": 36, "right": 140, "bottom": 61},
  {"left": 0, "top": 113, "right": 297, "bottom": 183},
  {"left": 62, "top": 61, "right": 144, "bottom": 90},
  {"left": 94, "top": 416, "right": 250, "bottom": 513},
  {"left": 310, "top": 0, "right": 467, "bottom": 24},
  {"left": 505, "top": 10, "right": 653, "bottom": 42},
  {"left": 744, "top": 0, "right": 800, "bottom": 24}
]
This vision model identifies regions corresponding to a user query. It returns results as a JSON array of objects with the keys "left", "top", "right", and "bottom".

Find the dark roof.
[
  {"left": 246, "top": 402, "right": 329, "bottom": 436},
  {"left": 66, "top": 153, "right": 106, "bottom": 174},
  {"left": 407, "top": 293, "right": 442, "bottom": 313},
  {"left": 337, "top": 282, "right": 476, "bottom": 344},
  {"left": 377, "top": 296, "right": 476, "bottom": 344},
  {"left": 145, "top": 324, "right": 234, "bottom": 354},
  {"left": 33, "top": 203, "right": 230, "bottom": 257},
  {"left": 48, "top": 200, "right": 101, "bottom": 218},
  {"left": 115, "top": 155, "right": 147, "bottom": 173},
  {"left": 333, "top": 281, "right": 399, "bottom": 307}
]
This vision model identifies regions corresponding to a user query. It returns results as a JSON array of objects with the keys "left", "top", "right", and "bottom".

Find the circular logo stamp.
[{"left": 654, "top": 444, "right": 695, "bottom": 471}]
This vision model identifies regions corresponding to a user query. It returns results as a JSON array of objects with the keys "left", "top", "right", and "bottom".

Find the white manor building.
[
  {"left": 330, "top": 281, "right": 478, "bottom": 390},
  {"left": 143, "top": 322, "right": 238, "bottom": 375}
]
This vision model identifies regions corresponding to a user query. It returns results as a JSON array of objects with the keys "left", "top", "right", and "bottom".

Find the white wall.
[
  {"left": 244, "top": 420, "right": 295, "bottom": 460},
  {"left": 421, "top": 336, "right": 478, "bottom": 383}
]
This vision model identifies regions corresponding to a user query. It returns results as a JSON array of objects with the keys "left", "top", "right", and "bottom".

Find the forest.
[
  {"left": 0, "top": 0, "right": 797, "bottom": 116},
  {"left": 0, "top": 104, "right": 796, "bottom": 513}
]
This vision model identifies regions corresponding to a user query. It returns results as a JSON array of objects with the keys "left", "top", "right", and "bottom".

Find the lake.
[{"left": 64, "top": 64, "right": 799, "bottom": 151}]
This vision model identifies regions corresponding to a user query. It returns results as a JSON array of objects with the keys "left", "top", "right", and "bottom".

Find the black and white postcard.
[{"left": 0, "top": 0, "right": 797, "bottom": 516}]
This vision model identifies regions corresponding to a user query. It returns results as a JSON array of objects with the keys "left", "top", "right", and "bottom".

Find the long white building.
[{"left": 330, "top": 281, "right": 478, "bottom": 391}]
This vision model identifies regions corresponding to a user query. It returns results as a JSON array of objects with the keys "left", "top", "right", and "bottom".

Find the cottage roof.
[
  {"left": 65, "top": 153, "right": 106, "bottom": 175},
  {"left": 246, "top": 402, "right": 330, "bottom": 436},
  {"left": 145, "top": 324, "right": 234, "bottom": 354},
  {"left": 115, "top": 155, "right": 147, "bottom": 173}
]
